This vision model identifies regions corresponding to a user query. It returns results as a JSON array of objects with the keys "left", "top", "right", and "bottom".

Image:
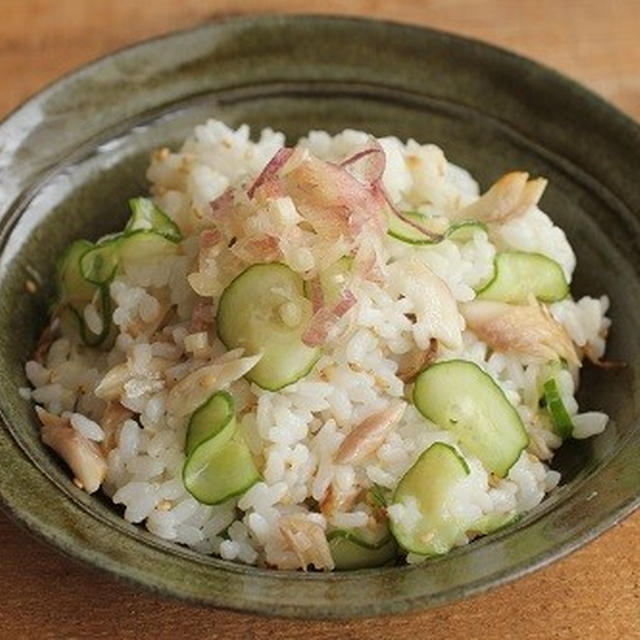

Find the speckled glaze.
[{"left": 0, "top": 15, "right": 639, "bottom": 619}]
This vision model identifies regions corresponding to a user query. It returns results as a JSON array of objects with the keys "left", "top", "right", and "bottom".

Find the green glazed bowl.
[{"left": 0, "top": 15, "right": 639, "bottom": 619}]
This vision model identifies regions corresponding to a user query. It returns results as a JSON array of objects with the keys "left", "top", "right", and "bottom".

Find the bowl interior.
[{"left": 0, "top": 16, "right": 639, "bottom": 618}]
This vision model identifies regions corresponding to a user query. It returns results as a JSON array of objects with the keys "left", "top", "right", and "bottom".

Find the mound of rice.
[{"left": 23, "top": 120, "right": 611, "bottom": 570}]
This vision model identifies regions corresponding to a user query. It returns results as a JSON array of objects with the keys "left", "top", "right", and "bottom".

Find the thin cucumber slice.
[
  {"left": 327, "top": 530, "right": 397, "bottom": 570},
  {"left": 470, "top": 511, "right": 519, "bottom": 536},
  {"left": 118, "top": 229, "right": 178, "bottom": 272},
  {"left": 446, "top": 221, "right": 487, "bottom": 243},
  {"left": 316, "top": 256, "right": 353, "bottom": 305},
  {"left": 74, "top": 286, "right": 112, "bottom": 347},
  {"left": 56, "top": 239, "right": 112, "bottom": 346},
  {"left": 182, "top": 432, "right": 259, "bottom": 505},
  {"left": 182, "top": 390, "right": 259, "bottom": 505},
  {"left": 543, "top": 378, "right": 573, "bottom": 439},
  {"left": 332, "top": 521, "right": 391, "bottom": 547},
  {"left": 185, "top": 390, "right": 235, "bottom": 457},
  {"left": 387, "top": 211, "right": 446, "bottom": 245},
  {"left": 62, "top": 292, "right": 112, "bottom": 347},
  {"left": 389, "top": 442, "right": 470, "bottom": 555},
  {"left": 387, "top": 213, "right": 484, "bottom": 246},
  {"left": 125, "top": 197, "right": 182, "bottom": 242},
  {"left": 79, "top": 237, "right": 121, "bottom": 285},
  {"left": 80, "top": 230, "right": 177, "bottom": 285},
  {"left": 413, "top": 360, "right": 529, "bottom": 477},
  {"left": 217, "top": 262, "right": 321, "bottom": 391},
  {"left": 476, "top": 251, "right": 569, "bottom": 303},
  {"left": 56, "top": 239, "right": 97, "bottom": 308},
  {"left": 536, "top": 361, "right": 564, "bottom": 396}
]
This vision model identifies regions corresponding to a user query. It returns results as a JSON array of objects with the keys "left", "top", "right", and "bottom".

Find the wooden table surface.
[{"left": 1, "top": 2, "right": 639, "bottom": 638}]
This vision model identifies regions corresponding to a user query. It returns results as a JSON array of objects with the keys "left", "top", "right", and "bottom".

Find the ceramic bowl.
[{"left": 0, "top": 15, "right": 639, "bottom": 618}]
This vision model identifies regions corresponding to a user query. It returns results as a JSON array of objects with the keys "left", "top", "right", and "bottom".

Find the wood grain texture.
[{"left": 1, "top": 1, "right": 639, "bottom": 638}]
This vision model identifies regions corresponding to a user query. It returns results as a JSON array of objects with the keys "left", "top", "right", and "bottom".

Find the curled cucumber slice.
[
  {"left": 55, "top": 199, "right": 180, "bottom": 346},
  {"left": 542, "top": 378, "right": 573, "bottom": 439},
  {"left": 387, "top": 212, "right": 486, "bottom": 246},
  {"left": 470, "top": 511, "right": 519, "bottom": 536},
  {"left": 476, "top": 251, "right": 569, "bottom": 303},
  {"left": 56, "top": 239, "right": 112, "bottom": 346},
  {"left": 327, "top": 529, "right": 397, "bottom": 570},
  {"left": 413, "top": 360, "right": 529, "bottom": 477},
  {"left": 446, "top": 221, "right": 487, "bottom": 243},
  {"left": 185, "top": 390, "right": 235, "bottom": 457},
  {"left": 125, "top": 197, "right": 182, "bottom": 242},
  {"left": 56, "top": 239, "right": 97, "bottom": 307},
  {"left": 119, "top": 229, "right": 179, "bottom": 272},
  {"left": 217, "top": 263, "right": 321, "bottom": 391},
  {"left": 183, "top": 433, "right": 259, "bottom": 505},
  {"left": 387, "top": 211, "right": 447, "bottom": 245},
  {"left": 315, "top": 256, "right": 353, "bottom": 305},
  {"left": 71, "top": 287, "right": 112, "bottom": 347},
  {"left": 80, "top": 230, "right": 178, "bottom": 285},
  {"left": 182, "top": 390, "right": 259, "bottom": 505},
  {"left": 79, "top": 237, "right": 121, "bottom": 285},
  {"left": 389, "top": 442, "right": 470, "bottom": 556}
]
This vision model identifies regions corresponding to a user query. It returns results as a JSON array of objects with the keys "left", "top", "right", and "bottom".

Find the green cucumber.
[
  {"left": 413, "top": 360, "right": 529, "bottom": 477},
  {"left": 118, "top": 229, "right": 179, "bottom": 272},
  {"left": 182, "top": 390, "right": 259, "bottom": 505},
  {"left": 125, "top": 197, "right": 182, "bottom": 242},
  {"left": 216, "top": 263, "right": 321, "bottom": 391},
  {"left": 542, "top": 378, "right": 573, "bottom": 439},
  {"left": 56, "top": 239, "right": 97, "bottom": 308},
  {"left": 72, "top": 286, "right": 112, "bottom": 347},
  {"left": 387, "top": 213, "right": 485, "bottom": 246},
  {"left": 182, "top": 431, "right": 259, "bottom": 505},
  {"left": 387, "top": 211, "right": 446, "bottom": 245},
  {"left": 536, "top": 361, "right": 564, "bottom": 395},
  {"left": 80, "top": 230, "right": 177, "bottom": 285},
  {"left": 79, "top": 237, "right": 121, "bottom": 285},
  {"left": 476, "top": 251, "right": 569, "bottom": 303},
  {"left": 55, "top": 200, "right": 179, "bottom": 345},
  {"left": 56, "top": 239, "right": 112, "bottom": 346},
  {"left": 327, "top": 530, "right": 397, "bottom": 570},
  {"left": 316, "top": 256, "right": 353, "bottom": 305},
  {"left": 61, "top": 290, "right": 112, "bottom": 347},
  {"left": 389, "top": 442, "right": 470, "bottom": 555},
  {"left": 446, "top": 221, "right": 487, "bottom": 243},
  {"left": 185, "top": 390, "right": 235, "bottom": 457},
  {"left": 470, "top": 511, "right": 519, "bottom": 536}
]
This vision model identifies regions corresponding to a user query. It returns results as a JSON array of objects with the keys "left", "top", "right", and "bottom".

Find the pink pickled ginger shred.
[
  {"left": 339, "top": 136, "right": 386, "bottom": 186},
  {"left": 247, "top": 147, "right": 294, "bottom": 199},
  {"left": 245, "top": 143, "right": 389, "bottom": 241},
  {"left": 302, "top": 289, "right": 357, "bottom": 347}
]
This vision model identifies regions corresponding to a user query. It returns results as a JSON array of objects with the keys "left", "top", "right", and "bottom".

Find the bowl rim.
[
  {"left": 0, "top": 13, "right": 639, "bottom": 619},
  {"left": 1, "top": 12, "right": 639, "bottom": 137}
]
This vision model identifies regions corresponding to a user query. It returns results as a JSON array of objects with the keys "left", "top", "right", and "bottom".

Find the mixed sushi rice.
[{"left": 23, "top": 120, "right": 611, "bottom": 570}]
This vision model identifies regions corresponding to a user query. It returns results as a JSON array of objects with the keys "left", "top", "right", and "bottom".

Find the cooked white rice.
[{"left": 25, "top": 120, "right": 611, "bottom": 570}]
